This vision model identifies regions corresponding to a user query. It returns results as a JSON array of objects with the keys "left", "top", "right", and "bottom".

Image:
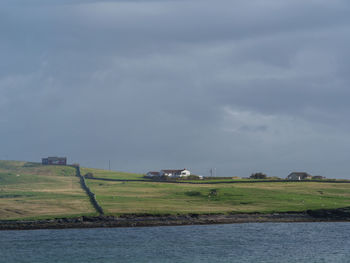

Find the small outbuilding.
[{"left": 286, "top": 172, "right": 312, "bottom": 180}]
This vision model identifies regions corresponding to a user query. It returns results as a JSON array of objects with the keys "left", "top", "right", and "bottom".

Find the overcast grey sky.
[{"left": 1, "top": 0, "right": 350, "bottom": 178}]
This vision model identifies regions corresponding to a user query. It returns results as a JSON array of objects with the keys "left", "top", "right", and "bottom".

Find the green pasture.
[
  {"left": 86, "top": 180, "right": 350, "bottom": 215},
  {"left": 80, "top": 167, "right": 145, "bottom": 180},
  {"left": 2, "top": 160, "right": 350, "bottom": 220},
  {"left": 0, "top": 161, "right": 96, "bottom": 220}
]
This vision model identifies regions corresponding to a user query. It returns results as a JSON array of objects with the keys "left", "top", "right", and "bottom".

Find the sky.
[{"left": 1, "top": 0, "right": 350, "bottom": 178}]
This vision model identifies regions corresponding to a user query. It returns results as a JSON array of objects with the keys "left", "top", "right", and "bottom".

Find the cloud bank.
[{"left": 1, "top": 0, "right": 350, "bottom": 178}]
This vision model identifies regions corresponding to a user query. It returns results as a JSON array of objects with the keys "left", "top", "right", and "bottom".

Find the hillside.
[
  {"left": 86, "top": 177, "right": 350, "bottom": 215},
  {"left": 80, "top": 167, "right": 144, "bottom": 180},
  {"left": 81, "top": 166, "right": 350, "bottom": 215},
  {"left": 2, "top": 160, "right": 350, "bottom": 221},
  {"left": 0, "top": 161, "right": 96, "bottom": 220}
]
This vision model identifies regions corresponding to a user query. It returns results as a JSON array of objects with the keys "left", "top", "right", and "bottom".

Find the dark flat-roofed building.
[
  {"left": 286, "top": 172, "right": 312, "bottom": 180},
  {"left": 42, "top": 157, "right": 67, "bottom": 165}
]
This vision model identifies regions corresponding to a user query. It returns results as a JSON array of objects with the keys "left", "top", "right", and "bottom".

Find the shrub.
[
  {"left": 250, "top": 172, "right": 267, "bottom": 179},
  {"left": 178, "top": 175, "right": 201, "bottom": 180},
  {"left": 268, "top": 176, "right": 282, "bottom": 180},
  {"left": 159, "top": 175, "right": 176, "bottom": 181},
  {"left": 84, "top": 172, "right": 94, "bottom": 179},
  {"left": 208, "top": 189, "right": 218, "bottom": 197}
]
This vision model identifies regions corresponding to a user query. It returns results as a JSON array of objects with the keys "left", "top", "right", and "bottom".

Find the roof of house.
[
  {"left": 161, "top": 169, "right": 187, "bottom": 173},
  {"left": 46, "top": 157, "right": 66, "bottom": 160},
  {"left": 288, "top": 172, "right": 311, "bottom": 177},
  {"left": 147, "top": 171, "right": 160, "bottom": 175}
]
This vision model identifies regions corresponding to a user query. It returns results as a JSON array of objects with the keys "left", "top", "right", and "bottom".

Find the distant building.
[
  {"left": 160, "top": 169, "right": 191, "bottom": 178},
  {"left": 42, "top": 157, "right": 67, "bottom": 165},
  {"left": 287, "top": 172, "right": 312, "bottom": 180},
  {"left": 146, "top": 171, "right": 161, "bottom": 178}
]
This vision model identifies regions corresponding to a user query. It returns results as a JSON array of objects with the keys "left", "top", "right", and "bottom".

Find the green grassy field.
[
  {"left": 86, "top": 179, "right": 350, "bottom": 215},
  {"left": 2, "top": 160, "right": 350, "bottom": 220},
  {"left": 0, "top": 161, "right": 96, "bottom": 220},
  {"left": 80, "top": 167, "right": 145, "bottom": 180}
]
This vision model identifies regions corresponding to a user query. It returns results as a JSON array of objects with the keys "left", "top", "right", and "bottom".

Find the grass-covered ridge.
[{"left": 0, "top": 161, "right": 96, "bottom": 220}]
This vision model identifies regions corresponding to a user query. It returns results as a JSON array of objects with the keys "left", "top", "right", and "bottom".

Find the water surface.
[{"left": 1, "top": 222, "right": 349, "bottom": 262}]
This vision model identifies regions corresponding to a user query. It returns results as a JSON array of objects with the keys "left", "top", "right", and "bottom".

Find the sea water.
[{"left": 1, "top": 222, "right": 350, "bottom": 263}]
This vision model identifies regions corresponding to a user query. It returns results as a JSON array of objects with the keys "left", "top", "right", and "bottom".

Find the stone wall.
[{"left": 74, "top": 166, "right": 104, "bottom": 215}]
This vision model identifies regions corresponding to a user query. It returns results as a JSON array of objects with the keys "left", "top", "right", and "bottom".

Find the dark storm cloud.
[{"left": 1, "top": 0, "right": 350, "bottom": 177}]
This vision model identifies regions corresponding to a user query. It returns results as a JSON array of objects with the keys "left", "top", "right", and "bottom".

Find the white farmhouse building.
[{"left": 160, "top": 169, "right": 191, "bottom": 178}]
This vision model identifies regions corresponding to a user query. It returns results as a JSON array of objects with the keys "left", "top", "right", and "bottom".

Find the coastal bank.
[
  {"left": 1, "top": 207, "right": 350, "bottom": 231},
  {"left": 3, "top": 160, "right": 350, "bottom": 229}
]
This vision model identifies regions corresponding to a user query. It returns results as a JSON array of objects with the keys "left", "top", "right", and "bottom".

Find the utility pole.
[{"left": 108, "top": 160, "right": 111, "bottom": 171}]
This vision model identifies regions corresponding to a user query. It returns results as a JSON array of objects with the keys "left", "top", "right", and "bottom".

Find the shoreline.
[{"left": 1, "top": 208, "right": 350, "bottom": 231}]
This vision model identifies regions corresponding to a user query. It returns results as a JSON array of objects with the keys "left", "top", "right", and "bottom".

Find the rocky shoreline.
[{"left": 1, "top": 208, "right": 350, "bottom": 231}]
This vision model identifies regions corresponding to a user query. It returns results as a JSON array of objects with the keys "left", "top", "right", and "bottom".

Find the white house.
[{"left": 160, "top": 169, "right": 191, "bottom": 178}]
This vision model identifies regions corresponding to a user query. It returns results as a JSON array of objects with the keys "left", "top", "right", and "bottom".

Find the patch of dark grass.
[
  {"left": 0, "top": 194, "right": 24, "bottom": 198},
  {"left": 185, "top": 191, "right": 202, "bottom": 197},
  {"left": 23, "top": 162, "right": 41, "bottom": 168}
]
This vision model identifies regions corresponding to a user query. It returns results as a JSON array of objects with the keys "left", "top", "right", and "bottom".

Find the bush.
[
  {"left": 187, "top": 175, "right": 201, "bottom": 180},
  {"left": 312, "top": 176, "right": 325, "bottom": 180},
  {"left": 84, "top": 172, "right": 94, "bottom": 179},
  {"left": 159, "top": 175, "right": 177, "bottom": 181},
  {"left": 268, "top": 176, "right": 282, "bottom": 180},
  {"left": 250, "top": 172, "right": 267, "bottom": 179},
  {"left": 203, "top": 177, "right": 234, "bottom": 180},
  {"left": 178, "top": 175, "right": 201, "bottom": 180},
  {"left": 208, "top": 189, "right": 218, "bottom": 197}
]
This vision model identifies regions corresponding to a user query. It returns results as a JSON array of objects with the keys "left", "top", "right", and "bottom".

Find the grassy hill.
[
  {"left": 80, "top": 167, "right": 144, "bottom": 180},
  {"left": 80, "top": 167, "right": 350, "bottom": 215},
  {"left": 86, "top": 179, "right": 350, "bottom": 215},
  {"left": 0, "top": 161, "right": 96, "bottom": 220},
  {"left": 2, "top": 160, "right": 350, "bottom": 220}
]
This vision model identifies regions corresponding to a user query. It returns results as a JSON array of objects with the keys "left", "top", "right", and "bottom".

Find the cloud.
[{"left": 1, "top": 0, "right": 350, "bottom": 178}]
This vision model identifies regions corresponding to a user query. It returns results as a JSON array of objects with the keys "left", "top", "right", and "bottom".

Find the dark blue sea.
[{"left": 1, "top": 222, "right": 350, "bottom": 262}]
